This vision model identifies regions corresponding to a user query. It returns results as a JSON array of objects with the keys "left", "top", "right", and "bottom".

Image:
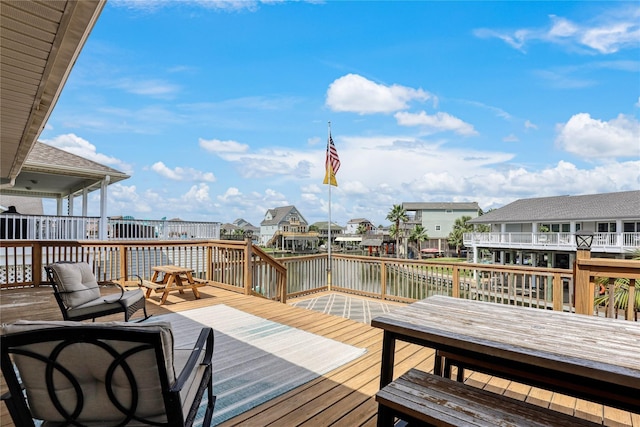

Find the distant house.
[
  {"left": 465, "top": 191, "right": 640, "bottom": 267},
  {"left": 310, "top": 221, "right": 344, "bottom": 246},
  {"left": 259, "top": 206, "right": 318, "bottom": 252},
  {"left": 230, "top": 218, "right": 259, "bottom": 242},
  {"left": 403, "top": 202, "right": 481, "bottom": 255},
  {"left": 345, "top": 218, "right": 374, "bottom": 235}
]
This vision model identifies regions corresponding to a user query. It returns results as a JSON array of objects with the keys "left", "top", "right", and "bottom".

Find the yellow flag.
[{"left": 323, "top": 133, "right": 340, "bottom": 186}]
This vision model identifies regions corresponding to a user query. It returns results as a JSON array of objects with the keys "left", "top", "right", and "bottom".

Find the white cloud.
[
  {"left": 581, "top": 22, "right": 640, "bottom": 54},
  {"left": 110, "top": 0, "right": 262, "bottom": 12},
  {"left": 555, "top": 113, "right": 640, "bottom": 159},
  {"left": 474, "top": 7, "right": 640, "bottom": 54},
  {"left": 183, "top": 183, "right": 211, "bottom": 203},
  {"left": 151, "top": 161, "right": 216, "bottom": 182},
  {"left": 114, "top": 78, "right": 180, "bottom": 97},
  {"left": 199, "top": 138, "right": 249, "bottom": 153},
  {"left": 503, "top": 134, "right": 519, "bottom": 142},
  {"left": 326, "top": 74, "right": 433, "bottom": 114},
  {"left": 41, "top": 134, "right": 133, "bottom": 174},
  {"left": 524, "top": 120, "right": 538, "bottom": 130},
  {"left": 395, "top": 111, "right": 477, "bottom": 136}
]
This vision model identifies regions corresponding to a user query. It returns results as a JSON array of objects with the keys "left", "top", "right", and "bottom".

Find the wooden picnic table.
[
  {"left": 140, "top": 265, "right": 207, "bottom": 305},
  {"left": 371, "top": 295, "right": 640, "bottom": 413}
]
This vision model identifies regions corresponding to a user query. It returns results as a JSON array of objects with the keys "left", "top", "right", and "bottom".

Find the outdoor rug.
[
  {"left": 289, "top": 292, "right": 397, "bottom": 324},
  {"left": 149, "top": 305, "right": 367, "bottom": 426}
]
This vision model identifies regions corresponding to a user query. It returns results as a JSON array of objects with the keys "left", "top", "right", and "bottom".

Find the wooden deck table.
[
  {"left": 141, "top": 265, "right": 206, "bottom": 305},
  {"left": 371, "top": 295, "right": 640, "bottom": 413}
]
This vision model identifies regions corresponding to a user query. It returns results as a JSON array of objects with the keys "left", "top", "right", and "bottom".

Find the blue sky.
[{"left": 41, "top": 0, "right": 639, "bottom": 227}]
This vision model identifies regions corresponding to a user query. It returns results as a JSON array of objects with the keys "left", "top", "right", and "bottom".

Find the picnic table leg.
[
  {"left": 186, "top": 272, "right": 201, "bottom": 299},
  {"left": 174, "top": 274, "right": 186, "bottom": 294},
  {"left": 160, "top": 275, "right": 176, "bottom": 305},
  {"left": 379, "top": 331, "right": 396, "bottom": 389},
  {"left": 160, "top": 290, "right": 170, "bottom": 305}
]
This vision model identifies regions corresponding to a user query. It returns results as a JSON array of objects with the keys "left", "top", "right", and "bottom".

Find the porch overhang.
[{"left": 0, "top": 1, "right": 106, "bottom": 188}]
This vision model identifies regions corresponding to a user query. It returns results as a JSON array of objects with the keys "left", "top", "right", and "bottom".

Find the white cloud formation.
[
  {"left": 151, "top": 161, "right": 216, "bottom": 182},
  {"left": 395, "top": 111, "right": 477, "bottom": 136},
  {"left": 110, "top": 0, "right": 263, "bottom": 12},
  {"left": 555, "top": 113, "right": 640, "bottom": 159},
  {"left": 326, "top": 74, "right": 433, "bottom": 114},
  {"left": 113, "top": 78, "right": 180, "bottom": 97},
  {"left": 503, "top": 134, "right": 519, "bottom": 142},
  {"left": 474, "top": 7, "right": 640, "bottom": 54},
  {"left": 524, "top": 120, "right": 538, "bottom": 130},
  {"left": 199, "top": 138, "right": 249, "bottom": 153},
  {"left": 41, "top": 134, "right": 133, "bottom": 174},
  {"left": 183, "top": 183, "right": 211, "bottom": 203}
]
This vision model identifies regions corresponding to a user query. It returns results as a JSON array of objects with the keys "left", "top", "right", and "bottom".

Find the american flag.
[{"left": 325, "top": 134, "right": 341, "bottom": 175}]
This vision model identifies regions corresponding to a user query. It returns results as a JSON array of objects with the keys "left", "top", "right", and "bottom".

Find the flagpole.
[{"left": 327, "top": 121, "right": 332, "bottom": 291}]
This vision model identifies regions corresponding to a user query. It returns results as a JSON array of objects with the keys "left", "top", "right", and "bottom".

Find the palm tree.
[
  {"left": 593, "top": 249, "right": 640, "bottom": 319},
  {"left": 356, "top": 223, "right": 368, "bottom": 235},
  {"left": 409, "top": 225, "right": 429, "bottom": 259},
  {"left": 386, "top": 204, "right": 408, "bottom": 258},
  {"left": 448, "top": 216, "right": 473, "bottom": 257}
]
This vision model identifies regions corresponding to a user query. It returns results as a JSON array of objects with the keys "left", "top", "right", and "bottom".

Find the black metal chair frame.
[
  {"left": 1, "top": 325, "right": 215, "bottom": 427},
  {"left": 45, "top": 262, "right": 149, "bottom": 322}
]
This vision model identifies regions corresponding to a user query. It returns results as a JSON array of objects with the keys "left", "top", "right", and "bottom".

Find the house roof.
[
  {"left": 310, "top": 221, "right": 344, "bottom": 230},
  {"left": 469, "top": 191, "right": 640, "bottom": 224},
  {"left": 260, "top": 205, "right": 308, "bottom": 226},
  {"left": 403, "top": 202, "right": 480, "bottom": 211},
  {"left": 361, "top": 238, "right": 383, "bottom": 247},
  {"left": 347, "top": 218, "right": 372, "bottom": 224},
  {"left": 1, "top": 0, "right": 105, "bottom": 186},
  {"left": 2, "top": 142, "right": 129, "bottom": 198}
]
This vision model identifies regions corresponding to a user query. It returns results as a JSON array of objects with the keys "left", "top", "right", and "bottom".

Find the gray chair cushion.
[
  {"left": 49, "top": 262, "right": 101, "bottom": 308},
  {"left": 1, "top": 320, "right": 176, "bottom": 424}
]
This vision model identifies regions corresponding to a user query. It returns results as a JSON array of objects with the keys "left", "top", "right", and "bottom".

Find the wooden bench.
[
  {"left": 139, "top": 275, "right": 208, "bottom": 305},
  {"left": 375, "top": 369, "right": 600, "bottom": 427}
]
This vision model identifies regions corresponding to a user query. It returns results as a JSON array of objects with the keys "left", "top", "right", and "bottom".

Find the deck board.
[{"left": 1, "top": 285, "right": 638, "bottom": 426}]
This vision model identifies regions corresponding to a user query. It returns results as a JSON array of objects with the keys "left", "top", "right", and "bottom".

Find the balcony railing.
[
  {"left": 0, "top": 214, "right": 220, "bottom": 241},
  {"left": 1, "top": 240, "right": 638, "bottom": 321},
  {"left": 463, "top": 232, "right": 640, "bottom": 253}
]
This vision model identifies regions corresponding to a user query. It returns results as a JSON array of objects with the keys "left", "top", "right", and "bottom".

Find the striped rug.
[
  {"left": 150, "top": 305, "right": 367, "bottom": 426},
  {"left": 289, "top": 293, "right": 397, "bottom": 324}
]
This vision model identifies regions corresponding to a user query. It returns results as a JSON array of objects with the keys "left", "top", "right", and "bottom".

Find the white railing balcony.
[
  {"left": 0, "top": 214, "right": 220, "bottom": 241},
  {"left": 463, "top": 232, "right": 640, "bottom": 254}
]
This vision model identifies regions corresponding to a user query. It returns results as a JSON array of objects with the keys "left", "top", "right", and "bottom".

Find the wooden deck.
[{"left": 1, "top": 285, "right": 639, "bottom": 427}]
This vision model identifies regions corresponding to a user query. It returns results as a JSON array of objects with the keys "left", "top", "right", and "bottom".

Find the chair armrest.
[
  {"left": 103, "top": 275, "right": 143, "bottom": 302},
  {"left": 171, "top": 327, "right": 214, "bottom": 392}
]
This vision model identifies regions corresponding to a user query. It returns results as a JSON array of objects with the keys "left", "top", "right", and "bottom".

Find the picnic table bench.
[
  {"left": 376, "top": 368, "right": 600, "bottom": 426},
  {"left": 140, "top": 265, "right": 207, "bottom": 305}
]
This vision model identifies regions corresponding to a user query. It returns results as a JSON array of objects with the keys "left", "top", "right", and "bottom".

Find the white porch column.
[
  {"left": 99, "top": 175, "right": 110, "bottom": 240},
  {"left": 56, "top": 197, "right": 63, "bottom": 215},
  {"left": 82, "top": 188, "right": 88, "bottom": 217}
]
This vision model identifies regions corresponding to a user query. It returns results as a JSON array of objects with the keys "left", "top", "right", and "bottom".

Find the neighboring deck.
[{"left": 1, "top": 285, "right": 639, "bottom": 427}]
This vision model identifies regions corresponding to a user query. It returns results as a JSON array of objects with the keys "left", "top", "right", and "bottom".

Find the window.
[
  {"left": 598, "top": 222, "right": 616, "bottom": 232},
  {"left": 435, "top": 225, "right": 441, "bottom": 231},
  {"left": 623, "top": 222, "right": 640, "bottom": 232},
  {"left": 445, "top": 210, "right": 453, "bottom": 214}
]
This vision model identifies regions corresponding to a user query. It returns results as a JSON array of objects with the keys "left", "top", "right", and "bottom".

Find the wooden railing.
[
  {"left": 281, "top": 254, "right": 575, "bottom": 312},
  {"left": 574, "top": 249, "right": 640, "bottom": 320},
  {"left": 2, "top": 240, "right": 638, "bottom": 320},
  {"left": 0, "top": 239, "right": 286, "bottom": 302}
]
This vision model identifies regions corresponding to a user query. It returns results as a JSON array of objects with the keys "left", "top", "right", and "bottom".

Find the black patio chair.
[
  {"left": 45, "top": 261, "right": 149, "bottom": 322},
  {"left": 0, "top": 320, "right": 215, "bottom": 426}
]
